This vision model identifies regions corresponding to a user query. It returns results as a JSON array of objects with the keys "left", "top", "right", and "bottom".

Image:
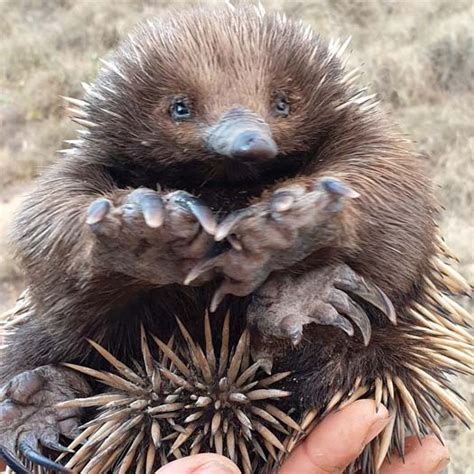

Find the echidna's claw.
[
  {"left": 279, "top": 317, "right": 303, "bottom": 346},
  {"left": 132, "top": 189, "right": 165, "bottom": 228},
  {"left": 269, "top": 188, "right": 302, "bottom": 214},
  {"left": 86, "top": 198, "right": 111, "bottom": 225},
  {"left": 184, "top": 256, "right": 220, "bottom": 286},
  {"left": 85, "top": 187, "right": 217, "bottom": 287},
  {"left": 0, "top": 366, "right": 89, "bottom": 474},
  {"left": 318, "top": 177, "right": 360, "bottom": 199},
  {"left": 40, "top": 438, "right": 75, "bottom": 454},
  {"left": 0, "top": 445, "right": 31, "bottom": 474},
  {"left": 327, "top": 312, "right": 354, "bottom": 337},
  {"left": 247, "top": 263, "right": 390, "bottom": 353},
  {"left": 215, "top": 207, "right": 256, "bottom": 241},
  {"left": 168, "top": 191, "right": 217, "bottom": 235},
  {"left": 335, "top": 274, "right": 396, "bottom": 324},
  {"left": 210, "top": 282, "right": 228, "bottom": 312},
  {"left": 19, "top": 441, "right": 73, "bottom": 473},
  {"left": 331, "top": 297, "right": 371, "bottom": 345}
]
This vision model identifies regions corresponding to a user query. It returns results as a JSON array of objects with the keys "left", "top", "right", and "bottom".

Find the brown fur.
[{"left": 1, "top": 5, "right": 442, "bottom": 470}]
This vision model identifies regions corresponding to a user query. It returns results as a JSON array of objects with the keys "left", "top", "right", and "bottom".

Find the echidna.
[{"left": 0, "top": 3, "right": 472, "bottom": 474}]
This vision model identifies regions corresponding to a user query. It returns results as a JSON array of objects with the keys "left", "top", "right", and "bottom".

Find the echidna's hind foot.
[
  {"left": 0, "top": 365, "right": 90, "bottom": 473},
  {"left": 247, "top": 263, "right": 396, "bottom": 357}
]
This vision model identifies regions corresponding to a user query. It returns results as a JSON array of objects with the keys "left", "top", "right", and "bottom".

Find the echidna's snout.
[{"left": 207, "top": 108, "right": 277, "bottom": 161}]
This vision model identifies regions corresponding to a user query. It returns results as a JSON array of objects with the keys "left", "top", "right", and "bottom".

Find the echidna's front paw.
[
  {"left": 247, "top": 264, "right": 396, "bottom": 357},
  {"left": 0, "top": 365, "right": 90, "bottom": 473},
  {"left": 185, "top": 177, "right": 359, "bottom": 310},
  {"left": 86, "top": 188, "right": 217, "bottom": 285}
]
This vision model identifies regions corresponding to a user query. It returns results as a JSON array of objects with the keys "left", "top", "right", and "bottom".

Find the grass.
[{"left": 0, "top": 0, "right": 472, "bottom": 471}]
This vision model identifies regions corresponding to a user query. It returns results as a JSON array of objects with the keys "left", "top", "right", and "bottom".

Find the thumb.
[
  {"left": 155, "top": 453, "right": 241, "bottom": 474},
  {"left": 279, "top": 399, "right": 390, "bottom": 474}
]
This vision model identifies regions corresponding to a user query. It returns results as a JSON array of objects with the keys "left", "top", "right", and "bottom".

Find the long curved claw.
[
  {"left": 210, "top": 282, "right": 228, "bottom": 313},
  {"left": 335, "top": 274, "right": 396, "bottom": 324},
  {"left": 184, "top": 256, "right": 220, "bottom": 286},
  {"left": 333, "top": 299, "right": 372, "bottom": 346},
  {"left": 169, "top": 191, "right": 217, "bottom": 235},
  {"left": 40, "top": 438, "right": 75, "bottom": 454},
  {"left": 317, "top": 308, "right": 355, "bottom": 338},
  {"left": 331, "top": 313, "right": 354, "bottom": 337},
  {"left": 215, "top": 207, "right": 256, "bottom": 241},
  {"left": 184, "top": 198, "right": 217, "bottom": 236},
  {"left": 0, "top": 445, "right": 31, "bottom": 474},
  {"left": 19, "top": 442, "right": 72, "bottom": 473}
]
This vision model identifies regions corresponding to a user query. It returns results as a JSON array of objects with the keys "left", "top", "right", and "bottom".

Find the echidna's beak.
[{"left": 206, "top": 108, "right": 277, "bottom": 161}]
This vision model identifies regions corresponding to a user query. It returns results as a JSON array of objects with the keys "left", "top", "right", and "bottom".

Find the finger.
[
  {"left": 279, "top": 399, "right": 390, "bottom": 474},
  {"left": 156, "top": 453, "right": 240, "bottom": 473},
  {"left": 0, "top": 445, "right": 31, "bottom": 474},
  {"left": 19, "top": 441, "right": 72, "bottom": 473},
  {"left": 380, "top": 435, "right": 449, "bottom": 474},
  {"left": 86, "top": 198, "right": 111, "bottom": 226},
  {"left": 168, "top": 191, "right": 217, "bottom": 235}
]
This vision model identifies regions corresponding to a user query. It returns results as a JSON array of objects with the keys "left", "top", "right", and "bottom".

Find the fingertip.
[
  {"left": 155, "top": 453, "right": 240, "bottom": 474},
  {"left": 381, "top": 435, "right": 449, "bottom": 474},
  {"left": 279, "top": 399, "right": 390, "bottom": 474}
]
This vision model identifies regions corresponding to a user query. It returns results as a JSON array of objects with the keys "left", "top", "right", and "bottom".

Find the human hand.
[{"left": 155, "top": 399, "right": 449, "bottom": 474}]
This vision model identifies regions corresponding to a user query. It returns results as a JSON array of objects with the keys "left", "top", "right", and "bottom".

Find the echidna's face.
[{"left": 85, "top": 6, "right": 349, "bottom": 183}]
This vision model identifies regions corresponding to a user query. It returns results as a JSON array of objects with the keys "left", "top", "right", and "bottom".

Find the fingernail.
[
  {"left": 432, "top": 457, "right": 449, "bottom": 473},
  {"left": 194, "top": 460, "right": 240, "bottom": 473},
  {"left": 363, "top": 408, "right": 390, "bottom": 444}
]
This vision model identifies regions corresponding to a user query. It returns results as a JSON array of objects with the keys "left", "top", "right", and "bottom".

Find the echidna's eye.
[
  {"left": 170, "top": 99, "right": 192, "bottom": 121},
  {"left": 274, "top": 96, "right": 290, "bottom": 117}
]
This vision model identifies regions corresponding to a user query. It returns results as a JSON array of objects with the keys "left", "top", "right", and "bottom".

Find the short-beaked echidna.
[{"left": 0, "top": 4, "right": 472, "bottom": 474}]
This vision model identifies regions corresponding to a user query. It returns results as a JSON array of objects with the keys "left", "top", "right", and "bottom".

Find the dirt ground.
[{"left": 0, "top": 0, "right": 472, "bottom": 472}]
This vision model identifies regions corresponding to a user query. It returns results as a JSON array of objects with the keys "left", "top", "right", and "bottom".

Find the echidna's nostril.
[{"left": 230, "top": 131, "right": 278, "bottom": 160}]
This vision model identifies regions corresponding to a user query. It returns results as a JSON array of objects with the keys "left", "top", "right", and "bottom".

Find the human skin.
[{"left": 155, "top": 400, "right": 449, "bottom": 474}]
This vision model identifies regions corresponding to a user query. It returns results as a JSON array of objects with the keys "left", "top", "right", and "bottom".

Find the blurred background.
[{"left": 0, "top": 0, "right": 472, "bottom": 471}]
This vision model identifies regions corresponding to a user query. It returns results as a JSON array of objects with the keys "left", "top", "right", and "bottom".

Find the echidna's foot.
[
  {"left": 0, "top": 365, "right": 90, "bottom": 473},
  {"left": 185, "top": 177, "right": 360, "bottom": 310},
  {"left": 247, "top": 263, "right": 396, "bottom": 357},
  {"left": 87, "top": 188, "right": 217, "bottom": 286}
]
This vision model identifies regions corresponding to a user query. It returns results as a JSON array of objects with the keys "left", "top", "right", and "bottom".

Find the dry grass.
[{"left": 0, "top": 0, "right": 472, "bottom": 471}]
